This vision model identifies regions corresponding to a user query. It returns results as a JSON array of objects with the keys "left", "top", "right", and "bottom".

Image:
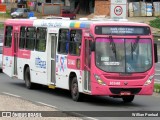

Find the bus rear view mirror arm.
[
  {"left": 154, "top": 43, "right": 158, "bottom": 63},
  {"left": 91, "top": 41, "right": 95, "bottom": 51}
]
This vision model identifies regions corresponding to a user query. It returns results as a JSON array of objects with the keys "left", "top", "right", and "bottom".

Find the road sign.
[
  {"left": 110, "top": 0, "right": 127, "bottom": 19},
  {"left": 114, "top": 6, "right": 123, "bottom": 16}
]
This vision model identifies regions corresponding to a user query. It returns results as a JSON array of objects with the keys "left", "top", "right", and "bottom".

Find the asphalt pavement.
[{"left": 0, "top": 73, "right": 160, "bottom": 120}]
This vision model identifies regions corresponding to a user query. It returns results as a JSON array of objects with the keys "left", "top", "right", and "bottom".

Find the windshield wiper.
[
  {"left": 131, "top": 36, "right": 139, "bottom": 59},
  {"left": 132, "top": 36, "right": 139, "bottom": 51},
  {"left": 109, "top": 36, "right": 117, "bottom": 60}
]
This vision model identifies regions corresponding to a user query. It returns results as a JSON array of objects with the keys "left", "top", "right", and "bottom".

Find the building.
[
  {"left": 94, "top": 0, "right": 160, "bottom": 17},
  {"left": 1, "top": 0, "right": 160, "bottom": 17}
]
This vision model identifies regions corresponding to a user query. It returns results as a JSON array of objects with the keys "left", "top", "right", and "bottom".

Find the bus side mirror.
[
  {"left": 154, "top": 43, "right": 158, "bottom": 63},
  {"left": 91, "top": 41, "right": 95, "bottom": 51}
]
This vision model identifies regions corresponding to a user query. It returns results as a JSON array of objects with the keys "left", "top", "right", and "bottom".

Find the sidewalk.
[{"left": 0, "top": 94, "right": 82, "bottom": 120}]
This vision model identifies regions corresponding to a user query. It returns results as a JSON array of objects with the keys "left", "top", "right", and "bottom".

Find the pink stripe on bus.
[{"left": 18, "top": 50, "right": 31, "bottom": 59}]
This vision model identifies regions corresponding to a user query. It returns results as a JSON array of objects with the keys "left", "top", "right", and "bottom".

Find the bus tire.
[
  {"left": 71, "top": 77, "right": 82, "bottom": 101},
  {"left": 24, "top": 67, "right": 33, "bottom": 89},
  {"left": 122, "top": 95, "right": 135, "bottom": 103}
]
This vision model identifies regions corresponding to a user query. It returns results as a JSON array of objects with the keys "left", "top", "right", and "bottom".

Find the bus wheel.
[
  {"left": 24, "top": 67, "right": 33, "bottom": 89},
  {"left": 71, "top": 77, "right": 82, "bottom": 101},
  {"left": 122, "top": 95, "right": 135, "bottom": 103}
]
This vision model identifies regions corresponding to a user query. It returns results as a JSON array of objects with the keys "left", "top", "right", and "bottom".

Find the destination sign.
[{"left": 95, "top": 26, "right": 151, "bottom": 35}]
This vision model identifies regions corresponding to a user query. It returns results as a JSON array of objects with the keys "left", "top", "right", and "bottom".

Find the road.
[{"left": 0, "top": 73, "right": 160, "bottom": 120}]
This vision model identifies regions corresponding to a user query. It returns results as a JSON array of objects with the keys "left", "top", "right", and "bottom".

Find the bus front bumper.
[{"left": 91, "top": 82, "right": 154, "bottom": 96}]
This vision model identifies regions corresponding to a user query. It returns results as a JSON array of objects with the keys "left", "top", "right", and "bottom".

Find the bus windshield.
[{"left": 95, "top": 38, "right": 152, "bottom": 73}]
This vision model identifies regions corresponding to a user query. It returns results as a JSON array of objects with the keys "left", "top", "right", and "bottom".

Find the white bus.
[{"left": 2, "top": 18, "right": 158, "bottom": 102}]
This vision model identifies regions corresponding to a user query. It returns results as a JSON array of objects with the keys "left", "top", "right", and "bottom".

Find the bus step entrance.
[
  {"left": 48, "top": 84, "right": 56, "bottom": 89},
  {"left": 12, "top": 75, "right": 18, "bottom": 79}
]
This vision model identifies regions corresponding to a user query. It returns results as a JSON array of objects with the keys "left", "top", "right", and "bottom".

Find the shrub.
[
  {"left": 154, "top": 83, "right": 160, "bottom": 91},
  {"left": 149, "top": 17, "right": 160, "bottom": 29}
]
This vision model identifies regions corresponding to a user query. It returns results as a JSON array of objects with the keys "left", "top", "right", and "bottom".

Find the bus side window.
[
  {"left": 35, "top": 27, "right": 47, "bottom": 52},
  {"left": 19, "top": 26, "right": 26, "bottom": 49},
  {"left": 26, "top": 27, "right": 36, "bottom": 50},
  {"left": 85, "top": 40, "right": 91, "bottom": 68},
  {"left": 69, "top": 29, "right": 82, "bottom": 56},
  {"left": 4, "top": 26, "right": 13, "bottom": 47},
  {"left": 58, "top": 29, "right": 69, "bottom": 54}
]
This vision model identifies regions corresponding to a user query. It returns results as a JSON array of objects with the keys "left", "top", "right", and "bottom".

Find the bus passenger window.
[
  {"left": 35, "top": 27, "right": 46, "bottom": 52},
  {"left": 58, "top": 29, "right": 69, "bottom": 54},
  {"left": 85, "top": 40, "right": 91, "bottom": 68},
  {"left": 69, "top": 30, "right": 82, "bottom": 56},
  {"left": 4, "top": 26, "right": 13, "bottom": 47},
  {"left": 26, "top": 27, "right": 36, "bottom": 50},
  {"left": 19, "top": 27, "right": 26, "bottom": 49}
]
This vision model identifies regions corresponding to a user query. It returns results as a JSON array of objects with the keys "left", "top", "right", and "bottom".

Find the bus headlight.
[
  {"left": 144, "top": 75, "right": 154, "bottom": 86},
  {"left": 94, "top": 74, "right": 106, "bottom": 86}
]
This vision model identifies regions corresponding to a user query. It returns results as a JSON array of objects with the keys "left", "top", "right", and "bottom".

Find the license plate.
[{"left": 120, "top": 91, "right": 131, "bottom": 95}]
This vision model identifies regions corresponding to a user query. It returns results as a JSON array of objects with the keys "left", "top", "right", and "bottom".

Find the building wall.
[{"left": 94, "top": 0, "right": 110, "bottom": 16}]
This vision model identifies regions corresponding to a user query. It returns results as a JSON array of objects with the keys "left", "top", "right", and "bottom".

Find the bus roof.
[
  {"left": 33, "top": 19, "right": 93, "bottom": 29},
  {"left": 4, "top": 18, "right": 150, "bottom": 29},
  {"left": 91, "top": 21, "right": 149, "bottom": 27},
  {"left": 4, "top": 19, "right": 34, "bottom": 26},
  {"left": 33, "top": 19, "right": 147, "bottom": 29}
]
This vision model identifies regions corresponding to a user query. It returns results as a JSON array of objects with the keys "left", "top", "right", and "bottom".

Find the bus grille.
[
  {"left": 105, "top": 76, "right": 145, "bottom": 80},
  {"left": 109, "top": 88, "right": 141, "bottom": 94}
]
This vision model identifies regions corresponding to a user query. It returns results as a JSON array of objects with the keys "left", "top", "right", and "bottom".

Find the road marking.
[
  {"left": 71, "top": 112, "right": 99, "bottom": 120},
  {"left": 2, "top": 92, "right": 21, "bottom": 98},
  {"left": 86, "top": 117, "right": 99, "bottom": 120},
  {"left": 35, "top": 103, "right": 99, "bottom": 120},
  {"left": 36, "top": 101, "right": 57, "bottom": 109}
]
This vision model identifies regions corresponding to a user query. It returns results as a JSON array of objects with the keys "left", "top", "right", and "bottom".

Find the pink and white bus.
[{"left": 2, "top": 18, "right": 158, "bottom": 102}]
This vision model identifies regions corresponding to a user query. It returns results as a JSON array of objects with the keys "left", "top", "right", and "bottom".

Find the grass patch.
[
  {"left": 0, "top": 23, "right": 4, "bottom": 29},
  {"left": 0, "top": 10, "right": 11, "bottom": 18},
  {"left": 154, "top": 83, "right": 160, "bottom": 93},
  {"left": 154, "top": 83, "right": 160, "bottom": 89},
  {"left": 149, "top": 17, "right": 160, "bottom": 29}
]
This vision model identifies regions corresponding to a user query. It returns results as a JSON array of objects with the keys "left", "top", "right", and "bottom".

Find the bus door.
[
  {"left": 13, "top": 32, "right": 19, "bottom": 76},
  {"left": 84, "top": 38, "right": 92, "bottom": 92},
  {"left": 49, "top": 34, "right": 57, "bottom": 84}
]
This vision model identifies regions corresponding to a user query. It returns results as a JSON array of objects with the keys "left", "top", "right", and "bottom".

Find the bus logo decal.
[
  {"left": 124, "top": 82, "right": 128, "bottom": 85},
  {"left": 60, "top": 57, "right": 65, "bottom": 72},
  {"left": 41, "top": 21, "right": 62, "bottom": 27},
  {"left": 35, "top": 57, "right": 46, "bottom": 69},
  {"left": 6, "top": 57, "right": 8, "bottom": 61},
  {"left": 68, "top": 59, "right": 76, "bottom": 65}
]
